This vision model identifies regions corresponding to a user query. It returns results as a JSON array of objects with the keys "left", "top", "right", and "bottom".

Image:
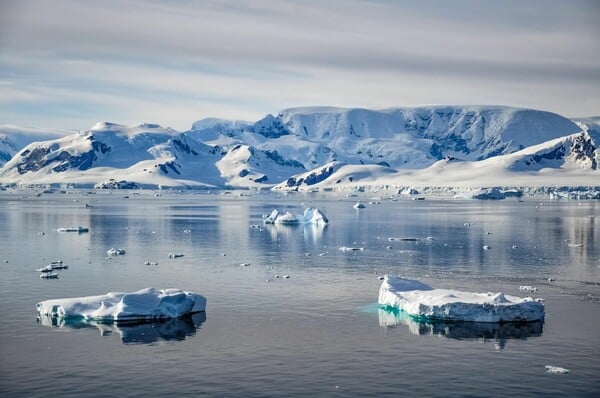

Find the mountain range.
[{"left": 0, "top": 106, "right": 598, "bottom": 192}]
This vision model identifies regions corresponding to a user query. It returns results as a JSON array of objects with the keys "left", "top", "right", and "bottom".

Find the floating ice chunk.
[
  {"left": 339, "top": 246, "right": 365, "bottom": 252},
  {"left": 168, "top": 253, "right": 184, "bottom": 259},
  {"left": 545, "top": 366, "right": 569, "bottom": 374},
  {"left": 283, "top": 275, "right": 290, "bottom": 279},
  {"left": 51, "top": 260, "right": 63, "bottom": 265},
  {"left": 483, "top": 245, "right": 491, "bottom": 250},
  {"left": 240, "top": 263, "right": 251, "bottom": 267},
  {"left": 40, "top": 273, "right": 59, "bottom": 279},
  {"left": 144, "top": 261, "right": 158, "bottom": 266},
  {"left": 106, "top": 248, "right": 126, "bottom": 256},
  {"left": 567, "top": 243, "right": 583, "bottom": 248},
  {"left": 36, "top": 265, "right": 54, "bottom": 273},
  {"left": 379, "top": 276, "right": 545, "bottom": 322},
  {"left": 51, "top": 263, "right": 69, "bottom": 270},
  {"left": 36, "top": 288, "right": 207, "bottom": 323},
  {"left": 264, "top": 207, "right": 329, "bottom": 225},
  {"left": 548, "top": 278, "right": 556, "bottom": 282},
  {"left": 389, "top": 237, "right": 419, "bottom": 242},
  {"left": 519, "top": 285, "right": 538, "bottom": 292},
  {"left": 57, "top": 226, "right": 89, "bottom": 233},
  {"left": 353, "top": 202, "right": 365, "bottom": 209}
]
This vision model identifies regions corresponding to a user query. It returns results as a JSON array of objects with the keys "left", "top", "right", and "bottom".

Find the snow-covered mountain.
[
  {"left": 274, "top": 130, "right": 599, "bottom": 192},
  {"left": 0, "top": 121, "right": 305, "bottom": 188},
  {"left": 0, "top": 125, "right": 70, "bottom": 167},
  {"left": 0, "top": 105, "right": 597, "bottom": 191},
  {"left": 190, "top": 106, "right": 581, "bottom": 169}
]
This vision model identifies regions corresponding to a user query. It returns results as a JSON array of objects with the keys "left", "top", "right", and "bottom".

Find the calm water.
[{"left": 0, "top": 191, "right": 598, "bottom": 397}]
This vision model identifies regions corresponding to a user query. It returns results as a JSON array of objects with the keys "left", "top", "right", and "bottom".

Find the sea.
[{"left": 0, "top": 190, "right": 598, "bottom": 397}]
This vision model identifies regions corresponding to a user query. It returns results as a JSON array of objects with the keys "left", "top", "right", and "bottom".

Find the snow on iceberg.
[
  {"left": 263, "top": 207, "right": 329, "bottom": 225},
  {"left": 36, "top": 288, "right": 206, "bottom": 323},
  {"left": 379, "top": 276, "right": 544, "bottom": 322}
]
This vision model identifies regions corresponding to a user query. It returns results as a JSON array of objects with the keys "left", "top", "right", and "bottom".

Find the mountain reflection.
[
  {"left": 378, "top": 307, "right": 542, "bottom": 350},
  {"left": 37, "top": 312, "right": 206, "bottom": 345}
]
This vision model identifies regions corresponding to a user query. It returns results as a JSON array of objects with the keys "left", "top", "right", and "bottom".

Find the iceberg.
[
  {"left": 379, "top": 276, "right": 545, "bottom": 322},
  {"left": 36, "top": 288, "right": 206, "bottom": 323},
  {"left": 106, "top": 248, "right": 126, "bottom": 256},
  {"left": 57, "top": 226, "right": 89, "bottom": 233},
  {"left": 353, "top": 201, "right": 366, "bottom": 209},
  {"left": 263, "top": 207, "right": 329, "bottom": 225},
  {"left": 40, "top": 272, "right": 59, "bottom": 279}
]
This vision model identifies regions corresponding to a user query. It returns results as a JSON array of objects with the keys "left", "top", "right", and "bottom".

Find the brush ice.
[
  {"left": 263, "top": 207, "right": 329, "bottom": 225},
  {"left": 36, "top": 288, "right": 206, "bottom": 323},
  {"left": 379, "top": 276, "right": 545, "bottom": 322}
]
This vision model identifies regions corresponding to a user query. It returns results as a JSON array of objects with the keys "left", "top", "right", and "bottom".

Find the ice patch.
[
  {"left": 545, "top": 366, "right": 569, "bottom": 374},
  {"left": 519, "top": 285, "right": 538, "bottom": 292},
  {"left": 106, "top": 248, "right": 126, "bottom": 256},
  {"left": 264, "top": 207, "right": 329, "bottom": 225},
  {"left": 379, "top": 276, "right": 545, "bottom": 322},
  {"left": 36, "top": 288, "right": 206, "bottom": 323},
  {"left": 40, "top": 273, "right": 59, "bottom": 279},
  {"left": 168, "top": 253, "right": 184, "bottom": 259},
  {"left": 339, "top": 246, "right": 365, "bottom": 252}
]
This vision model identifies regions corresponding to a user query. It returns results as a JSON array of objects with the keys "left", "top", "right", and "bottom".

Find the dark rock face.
[
  {"left": 17, "top": 137, "right": 111, "bottom": 174},
  {"left": 570, "top": 133, "right": 597, "bottom": 170},
  {"left": 95, "top": 179, "right": 139, "bottom": 189},
  {"left": 263, "top": 150, "right": 305, "bottom": 169},
  {"left": 286, "top": 164, "right": 335, "bottom": 187}
]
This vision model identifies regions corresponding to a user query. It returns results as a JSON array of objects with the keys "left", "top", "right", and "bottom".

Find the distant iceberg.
[
  {"left": 379, "top": 276, "right": 544, "bottom": 322},
  {"left": 264, "top": 207, "right": 329, "bottom": 225},
  {"left": 56, "top": 226, "right": 89, "bottom": 233},
  {"left": 36, "top": 288, "right": 206, "bottom": 323}
]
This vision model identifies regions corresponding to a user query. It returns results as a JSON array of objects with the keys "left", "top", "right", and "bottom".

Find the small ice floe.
[
  {"left": 40, "top": 273, "right": 59, "bottom": 279},
  {"left": 567, "top": 243, "right": 583, "bottom": 248},
  {"left": 51, "top": 263, "right": 69, "bottom": 270},
  {"left": 50, "top": 260, "right": 63, "bottom": 265},
  {"left": 464, "top": 222, "right": 471, "bottom": 227},
  {"left": 264, "top": 208, "right": 329, "bottom": 225},
  {"left": 353, "top": 202, "right": 366, "bottom": 209},
  {"left": 378, "top": 276, "right": 385, "bottom": 281},
  {"left": 519, "top": 285, "right": 538, "bottom": 293},
  {"left": 389, "top": 237, "right": 419, "bottom": 242},
  {"left": 283, "top": 275, "right": 290, "bottom": 279},
  {"left": 548, "top": 278, "right": 556, "bottom": 282},
  {"left": 57, "top": 226, "right": 89, "bottom": 233},
  {"left": 425, "top": 236, "right": 434, "bottom": 242},
  {"left": 38, "top": 232, "right": 45, "bottom": 236},
  {"left": 183, "top": 229, "right": 191, "bottom": 234},
  {"left": 512, "top": 245, "right": 518, "bottom": 249},
  {"left": 318, "top": 252, "right": 328, "bottom": 257},
  {"left": 168, "top": 253, "right": 184, "bottom": 259},
  {"left": 483, "top": 245, "right": 491, "bottom": 250},
  {"left": 36, "top": 265, "right": 54, "bottom": 273},
  {"left": 386, "top": 246, "right": 393, "bottom": 249},
  {"left": 240, "top": 263, "right": 251, "bottom": 267},
  {"left": 545, "top": 366, "right": 569, "bottom": 374},
  {"left": 144, "top": 261, "right": 158, "bottom": 266},
  {"left": 379, "top": 276, "right": 545, "bottom": 322},
  {"left": 339, "top": 246, "right": 365, "bottom": 252},
  {"left": 36, "top": 288, "right": 206, "bottom": 322},
  {"left": 106, "top": 248, "right": 126, "bottom": 256}
]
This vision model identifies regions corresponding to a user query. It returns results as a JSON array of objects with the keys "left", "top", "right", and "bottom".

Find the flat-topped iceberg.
[
  {"left": 379, "top": 276, "right": 544, "bottom": 322},
  {"left": 264, "top": 207, "right": 329, "bottom": 225},
  {"left": 36, "top": 288, "right": 206, "bottom": 323}
]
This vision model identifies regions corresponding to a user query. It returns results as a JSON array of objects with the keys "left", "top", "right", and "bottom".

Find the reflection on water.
[
  {"left": 264, "top": 223, "right": 327, "bottom": 243},
  {"left": 37, "top": 312, "right": 206, "bottom": 345},
  {"left": 378, "top": 307, "right": 543, "bottom": 350}
]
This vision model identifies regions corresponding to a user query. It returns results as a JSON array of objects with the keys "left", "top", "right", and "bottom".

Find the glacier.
[{"left": 378, "top": 276, "right": 545, "bottom": 323}]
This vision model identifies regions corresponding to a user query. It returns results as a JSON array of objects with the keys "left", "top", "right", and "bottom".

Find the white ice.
[
  {"left": 36, "top": 287, "right": 206, "bottom": 323},
  {"left": 379, "top": 276, "right": 545, "bottom": 322},
  {"left": 263, "top": 207, "right": 329, "bottom": 225},
  {"left": 545, "top": 366, "right": 570, "bottom": 374},
  {"left": 57, "top": 226, "right": 89, "bottom": 232},
  {"left": 106, "top": 248, "right": 126, "bottom": 256}
]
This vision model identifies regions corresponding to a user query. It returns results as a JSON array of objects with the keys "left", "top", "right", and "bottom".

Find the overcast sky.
[{"left": 1, "top": 0, "right": 599, "bottom": 130}]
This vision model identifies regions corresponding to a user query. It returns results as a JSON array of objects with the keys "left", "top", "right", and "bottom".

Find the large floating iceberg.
[
  {"left": 379, "top": 276, "right": 544, "bottom": 322},
  {"left": 36, "top": 288, "right": 206, "bottom": 323},
  {"left": 263, "top": 207, "right": 329, "bottom": 225}
]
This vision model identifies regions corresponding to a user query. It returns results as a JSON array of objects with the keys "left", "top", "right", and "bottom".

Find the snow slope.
[{"left": 274, "top": 130, "right": 599, "bottom": 191}]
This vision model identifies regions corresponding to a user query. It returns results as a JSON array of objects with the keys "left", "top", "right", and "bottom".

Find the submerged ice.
[
  {"left": 36, "top": 288, "right": 206, "bottom": 323},
  {"left": 378, "top": 276, "right": 545, "bottom": 322}
]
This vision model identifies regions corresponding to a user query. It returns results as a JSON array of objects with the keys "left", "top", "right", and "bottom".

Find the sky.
[{"left": 1, "top": 0, "right": 599, "bottom": 131}]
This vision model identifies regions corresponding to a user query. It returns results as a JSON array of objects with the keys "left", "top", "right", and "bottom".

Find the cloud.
[{"left": 1, "top": 0, "right": 599, "bottom": 130}]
